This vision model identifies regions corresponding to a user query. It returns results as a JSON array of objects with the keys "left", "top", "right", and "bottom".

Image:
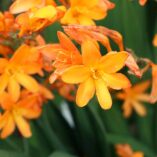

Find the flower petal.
[
  {"left": 99, "top": 51, "right": 129, "bottom": 73},
  {"left": 76, "top": 77, "right": 95, "bottom": 107},
  {"left": 0, "top": 58, "right": 8, "bottom": 73},
  {"left": 8, "top": 77, "right": 20, "bottom": 102},
  {"left": 1, "top": 114, "right": 15, "bottom": 139},
  {"left": 32, "top": 5, "right": 57, "bottom": 19},
  {"left": 62, "top": 65, "right": 90, "bottom": 84},
  {"left": 10, "top": 0, "right": 44, "bottom": 14},
  {"left": 15, "top": 73, "right": 39, "bottom": 93},
  {"left": 70, "top": 0, "right": 98, "bottom": 7},
  {"left": 132, "top": 80, "right": 150, "bottom": 93},
  {"left": 82, "top": 40, "right": 101, "bottom": 66},
  {"left": 13, "top": 113, "right": 32, "bottom": 138},
  {"left": 57, "top": 31, "right": 80, "bottom": 52},
  {"left": 101, "top": 72, "right": 131, "bottom": 90},
  {"left": 122, "top": 100, "right": 132, "bottom": 118},
  {"left": 95, "top": 79, "right": 112, "bottom": 109},
  {"left": 132, "top": 101, "right": 146, "bottom": 117},
  {"left": 77, "top": 14, "right": 95, "bottom": 25},
  {"left": 136, "top": 94, "right": 150, "bottom": 102},
  {"left": 0, "top": 74, "right": 9, "bottom": 93}
]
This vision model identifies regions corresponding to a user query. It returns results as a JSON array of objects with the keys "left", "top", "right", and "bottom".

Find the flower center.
[
  {"left": 90, "top": 68, "right": 99, "bottom": 79},
  {"left": 5, "top": 64, "right": 22, "bottom": 76}
]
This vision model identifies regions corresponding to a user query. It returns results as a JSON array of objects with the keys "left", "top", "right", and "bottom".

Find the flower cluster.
[{"left": 0, "top": 0, "right": 156, "bottom": 156}]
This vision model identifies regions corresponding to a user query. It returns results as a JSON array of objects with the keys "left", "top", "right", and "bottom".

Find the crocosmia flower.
[{"left": 62, "top": 40, "right": 131, "bottom": 109}]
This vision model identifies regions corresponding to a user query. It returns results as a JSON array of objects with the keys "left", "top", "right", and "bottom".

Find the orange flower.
[
  {"left": 49, "top": 31, "right": 82, "bottom": 83},
  {"left": 0, "top": 44, "right": 42, "bottom": 102},
  {"left": 0, "top": 45, "right": 13, "bottom": 58},
  {"left": 117, "top": 81, "right": 150, "bottom": 117},
  {"left": 62, "top": 40, "right": 131, "bottom": 109},
  {"left": 150, "top": 63, "right": 157, "bottom": 103},
  {"left": 153, "top": 34, "right": 157, "bottom": 47},
  {"left": 63, "top": 25, "right": 124, "bottom": 51},
  {"left": 63, "top": 25, "right": 142, "bottom": 78},
  {"left": 116, "top": 144, "right": 144, "bottom": 157},
  {"left": 61, "top": 0, "right": 115, "bottom": 25},
  {"left": 0, "top": 12, "right": 18, "bottom": 37},
  {"left": 15, "top": 5, "right": 66, "bottom": 36},
  {"left": 139, "top": 0, "right": 147, "bottom": 6},
  {"left": 0, "top": 91, "right": 42, "bottom": 138}
]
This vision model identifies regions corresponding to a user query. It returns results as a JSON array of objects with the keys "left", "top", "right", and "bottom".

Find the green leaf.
[
  {"left": 49, "top": 151, "right": 77, "bottom": 157},
  {"left": 69, "top": 103, "right": 103, "bottom": 157},
  {"left": 99, "top": 101, "right": 130, "bottom": 135},
  {"left": 0, "top": 150, "right": 27, "bottom": 157}
]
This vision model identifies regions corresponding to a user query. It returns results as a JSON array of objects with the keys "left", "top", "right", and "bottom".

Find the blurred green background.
[{"left": 0, "top": 0, "right": 157, "bottom": 157}]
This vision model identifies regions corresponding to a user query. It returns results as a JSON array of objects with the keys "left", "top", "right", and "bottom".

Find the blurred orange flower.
[
  {"left": 0, "top": 92, "right": 42, "bottom": 138},
  {"left": 150, "top": 63, "right": 157, "bottom": 103},
  {"left": 116, "top": 144, "right": 144, "bottom": 157},
  {"left": 139, "top": 0, "right": 147, "bottom": 6},
  {"left": 10, "top": 0, "right": 56, "bottom": 14},
  {"left": 15, "top": 5, "right": 66, "bottom": 36},
  {"left": 0, "top": 45, "right": 13, "bottom": 58},
  {"left": 62, "top": 40, "right": 131, "bottom": 109},
  {"left": 117, "top": 81, "right": 150, "bottom": 117},
  {"left": 63, "top": 25, "right": 124, "bottom": 51},
  {"left": 61, "top": 0, "right": 115, "bottom": 25},
  {"left": 153, "top": 34, "right": 157, "bottom": 47},
  {"left": 0, "top": 44, "right": 42, "bottom": 102},
  {"left": 0, "top": 12, "right": 18, "bottom": 37}
]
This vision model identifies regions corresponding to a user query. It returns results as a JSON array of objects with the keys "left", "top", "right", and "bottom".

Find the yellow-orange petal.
[
  {"left": 20, "top": 108, "right": 41, "bottom": 119},
  {"left": 82, "top": 40, "right": 101, "bottom": 66},
  {"left": 0, "top": 58, "right": 8, "bottom": 73},
  {"left": 76, "top": 77, "right": 95, "bottom": 107},
  {"left": 95, "top": 79, "right": 112, "bottom": 109},
  {"left": 84, "top": 6, "right": 106, "bottom": 20},
  {"left": 99, "top": 51, "right": 129, "bottom": 73},
  {"left": 22, "top": 63, "right": 43, "bottom": 75},
  {"left": 57, "top": 31, "right": 80, "bottom": 52},
  {"left": 132, "top": 80, "right": 150, "bottom": 93},
  {"left": 8, "top": 77, "right": 20, "bottom": 102},
  {"left": 153, "top": 34, "right": 157, "bottom": 47},
  {"left": 10, "top": 44, "right": 30, "bottom": 64},
  {"left": 132, "top": 101, "right": 146, "bottom": 117},
  {"left": 77, "top": 14, "right": 95, "bottom": 25},
  {"left": 1, "top": 115, "right": 15, "bottom": 139},
  {"left": 61, "top": 8, "right": 78, "bottom": 25},
  {"left": 0, "top": 93, "right": 13, "bottom": 110},
  {"left": 122, "top": 100, "right": 132, "bottom": 118},
  {"left": 15, "top": 72, "right": 39, "bottom": 93},
  {"left": 133, "top": 152, "right": 144, "bottom": 157},
  {"left": 0, "top": 112, "right": 8, "bottom": 130},
  {"left": 62, "top": 65, "right": 90, "bottom": 84},
  {"left": 40, "top": 85, "right": 54, "bottom": 99},
  {"left": 0, "top": 74, "right": 9, "bottom": 93},
  {"left": 10, "top": 0, "right": 44, "bottom": 14},
  {"left": 70, "top": 0, "right": 98, "bottom": 7},
  {"left": 13, "top": 113, "right": 32, "bottom": 138},
  {"left": 136, "top": 94, "right": 150, "bottom": 102},
  {"left": 32, "top": 5, "right": 57, "bottom": 19},
  {"left": 101, "top": 72, "right": 131, "bottom": 90}
]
